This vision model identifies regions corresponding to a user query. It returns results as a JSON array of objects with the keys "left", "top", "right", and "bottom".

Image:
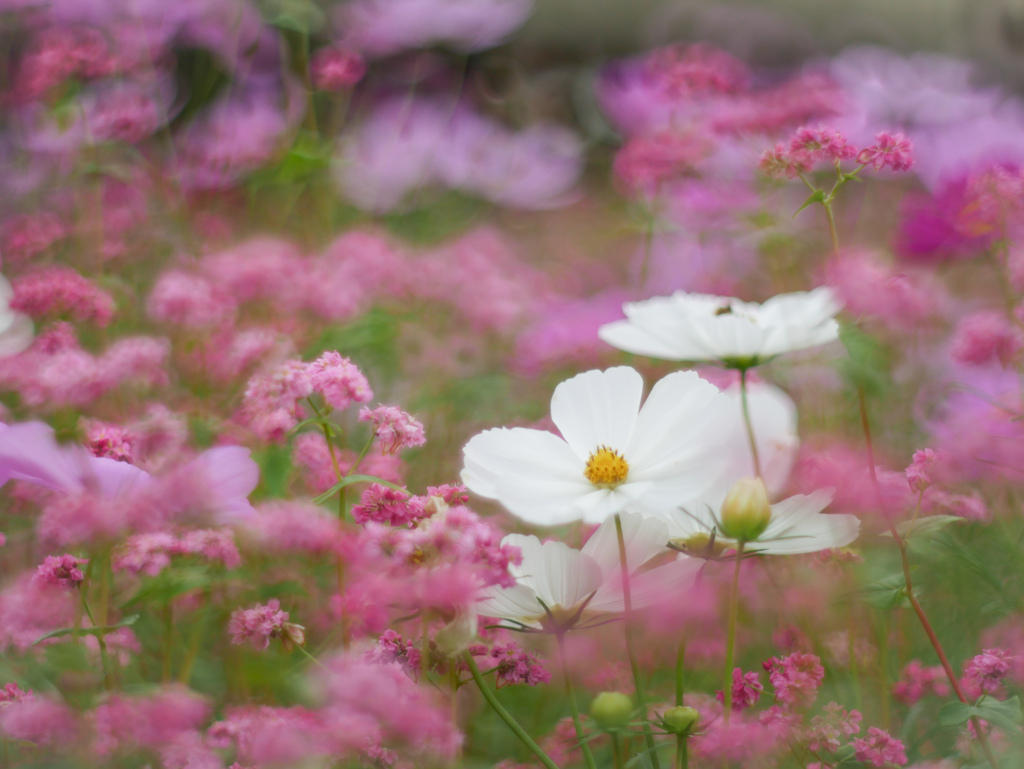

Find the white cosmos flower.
[
  {"left": 664, "top": 487, "right": 860, "bottom": 556},
  {"left": 461, "top": 366, "right": 733, "bottom": 525},
  {"left": 598, "top": 287, "right": 842, "bottom": 366},
  {"left": 477, "top": 512, "right": 701, "bottom": 630},
  {"left": 0, "top": 275, "right": 33, "bottom": 358}
]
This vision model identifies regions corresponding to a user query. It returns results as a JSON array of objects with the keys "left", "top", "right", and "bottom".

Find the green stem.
[
  {"left": 463, "top": 652, "right": 561, "bottom": 769},
  {"left": 857, "top": 390, "right": 998, "bottom": 769},
  {"left": 612, "top": 733, "right": 624, "bottom": 769},
  {"left": 162, "top": 603, "right": 174, "bottom": 683},
  {"left": 295, "top": 643, "right": 329, "bottom": 670},
  {"left": 177, "top": 592, "right": 210, "bottom": 684},
  {"left": 675, "top": 638, "right": 687, "bottom": 707},
  {"left": 822, "top": 200, "right": 840, "bottom": 255},
  {"left": 738, "top": 368, "right": 762, "bottom": 480},
  {"left": 78, "top": 589, "right": 112, "bottom": 690},
  {"left": 722, "top": 541, "right": 745, "bottom": 723},
  {"left": 614, "top": 513, "right": 661, "bottom": 769},
  {"left": 674, "top": 735, "right": 688, "bottom": 769},
  {"left": 556, "top": 633, "right": 598, "bottom": 769}
]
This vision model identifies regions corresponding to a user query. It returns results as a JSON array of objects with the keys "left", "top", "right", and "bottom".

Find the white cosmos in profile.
[
  {"left": 461, "top": 366, "right": 733, "bottom": 525},
  {"left": 664, "top": 487, "right": 860, "bottom": 556},
  {"left": 477, "top": 512, "right": 700, "bottom": 630},
  {"left": 598, "top": 287, "right": 842, "bottom": 367}
]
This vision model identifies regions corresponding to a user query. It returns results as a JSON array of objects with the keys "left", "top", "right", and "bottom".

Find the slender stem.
[
  {"left": 162, "top": 603, "right": 174, "bottom": 683},
  {"left": 463, "top": 652, "right": 561, "bottom": 769},
  {"left": 738, "top": 368, "right": 762, "bottom": 480},
  {"left": 822, "top": 201, "right": 840, "bottom": 255},
  {"left": 675, "top": 638, "right": 687, "bottom": 707},
  {"left": 612, "top": 734, "right": 624, "bottom": 769},
  {"left": 295, "top": 643, "right": 329, "bottom": 670},
  {"left": 722, "top": 541, "right": 745, "bottom": 723},
  {"left": 556, "top": 633, "right": 598, "bottom": 769},
  {"left": 639, "top": 194, "right": 658, "bottom": 290},
  {"left": 858, "top": 390, "right": 999, "bottom": 769},
  {"left": 674, "top": 735, "right": 688, "bottom": 769},
  {"left": 178, "top": 592, "right": 210, "bottom": 684},
  {"left": 614, "top": 513, "right": 661, "bottom": 769},
  {"left": 78, "top": 590, "right": 112, "bottom": 690}
]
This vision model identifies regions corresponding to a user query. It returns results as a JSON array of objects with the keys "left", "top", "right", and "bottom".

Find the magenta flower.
[
  {"left": 308, "top": 352, "right": 373, "bottom": 412},
  {"left": 715, "top": 668, "right": 763, "bottom": 711},
  {"left": 857, "top": 132, "right": 914, "bottom": 172},
  {"left": 852, "top": 727, "right": 908, "bottom": 767},
  {"left": 32, "top": 554, "right": 87, "bottom": 588}
]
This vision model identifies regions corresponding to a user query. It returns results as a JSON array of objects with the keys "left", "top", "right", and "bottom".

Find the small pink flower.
[
  {"left": 763, "top": 652, "right": 825, "bottom": 709},
  {"left": 892, "top": 660, "right": 950, "bottom": 705},
  {"left": 33, "top": 554, "right": 87, "bottom": 588},
  {"left": 759, "top": 142, "right": 810, "bottom": 179},
  {"left": 359, "top": 405, "right": 426, "bottom": 455},
  {"left": 905, "top": 448, "right": 938, "bottom": 493},
  {"left": 10, "top": 267, "right": 115, "bottom": 326},
  {"left": 351, "top": 484, "right": 426, "bottom": 527},
  {"left": 788, "top": 125, "right": 857, "bottom": 166},
  {"left": 964, "top": 648, "right": 1015, "bottom": 696},
  {"left": 307, "top": 352, "right": 373, "bottom": 411},
  {"left": 716, "top": 668, "right": 763, "bottom": 711},
  {"left": 950, "top": 310, "right": 1024, "bottom": 367},
  {"left": 852, "top": 727, "right": 908, "bottom": 767},
  {"left": 311, "top": 47, "right": 366, "bottom": 90},
  {"left": 808, "top": 702, "right": 862, "bottom": 753},
  {"left": 857, "top": 132, "right": 914, "bottom": 172},
  {"left": 490, "top": 642, "right": 552, "bottom": 688},
  {"left": 228, "top": 599, "right": 305, "bottom": 651}
]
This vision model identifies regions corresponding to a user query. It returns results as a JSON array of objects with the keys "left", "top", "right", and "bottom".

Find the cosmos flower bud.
[
  {"left": 662, "top": 705, "right": 699, "bottom": 735},
  {"left": 589, "top": 692, "right": 634, "bottom": 731},
  {"left": 719, "top": 477, "right": 771, "bottom": 542}
]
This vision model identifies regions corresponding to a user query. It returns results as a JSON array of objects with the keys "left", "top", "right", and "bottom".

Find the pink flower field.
[{"left": 0, "top": 2, "right": 1022, "bottom": 768}]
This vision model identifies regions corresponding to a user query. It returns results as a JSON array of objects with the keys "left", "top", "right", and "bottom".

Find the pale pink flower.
[
  {"left": 0, "top": 695, "right": 75, "bottom": 746},
  {"left": 963, "top": 648, "right": 1015, "bottom": 697},
  {"left": 892, "top": 661, "right": 950, "bottom": 706},
  {"left": 147, "top": 270, "right": 237, "bottom": 329},
  {"left": 763, "top": 652, "right": 825, "bottom": 709},
  {"left": 807, "top": 702, "right": 862, "bottom": 753},
  {"left": 228, "top": 599, "right": 304, "bottom": 651},
  {"left": 906, "top": 448, "right": 939, "bottom": 492},
  {"left": 852, "top": 727, "right": 908, "bottom": 767},
  {"left": 245, "top": 501, "right": 343, "bottom": 556},
  {"left": 0, "top": 213, "right": 66, "bottom": 266},
  {"left": 857, "top": 132, "right": 914, "bottom": 172},
  {"left": 239, "top": 360, "right": 313, "bottom": 442},
  {"left": 311, "top": 47, "right": 366, "bottom": 90},
  {"left": 612, "top": 130, "right": 708, "bottom": 194},
  {"left": 351, "top": 484, "right": 426, "bottom": 527},
  {"left": 359, "top": 405, "right": 426, "bottom": 455},
  {"left": 11, "top": 267, "right": 114, "bottom": 326},
  {"left": 33, "top": 554, "right": 87, "bottom": 587},
  {"left": 950, "top": 311, "right": 1024, "bottom": 367},
  {"left": 490, "top": 642, "right": 552, "bottom": 688},
  {"left": 716, "top": 668, "right": 763, "bottom": 711},
  {"left": 308, "top": 352, "right": 373, "bottom": 411}
]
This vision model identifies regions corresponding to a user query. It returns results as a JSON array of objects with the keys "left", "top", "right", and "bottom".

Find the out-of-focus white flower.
[
  {"left": 665, "top": 487, "right": 859, "bottom": 556},
  {"left": 0, "top": 276, "right": 33, "bottom": 357},
  {"left": 598, "top": 288, "right": 842, "bottom": 367},
  {"left": 477, "top": 512, "right": 700, "bottom": 630},
  {"left": 461, "top": 366, "right": 732, "bottom": 525}
]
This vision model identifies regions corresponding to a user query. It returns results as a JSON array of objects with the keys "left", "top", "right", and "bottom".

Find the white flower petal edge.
[
  {"left": 664, "top": 488, "right": 860, "bottom": 555},
  {"left": 477, "top": 513, "right": 700, "bottom": 627},
  {"left": 598, "top": 288, "right": 843, "bottom": 363},
  {"left": 550, "top": 366, "right": 642, "bottom": 459}
]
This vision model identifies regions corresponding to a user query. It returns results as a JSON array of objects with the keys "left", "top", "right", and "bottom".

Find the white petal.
[
  {"left": 717, "top": 381, "right": 799, "bottom": 495},
  {"left": 755, "top": 489, "right": 860, "bottom": 554},
  {"left": 588, "top": 554, "right": 702, "bottom": 613},
  {"left": 581, "top": 511, "right": 669, "bottom": 575},
  {"left": 476, "top": 584, "right": 545, "bottom": 626},
  {"left": 549, "top": 367, "right": 642, "bottom": 458},
  {"left": 462, "top": 426, "right": 584, "bottom": 501}
]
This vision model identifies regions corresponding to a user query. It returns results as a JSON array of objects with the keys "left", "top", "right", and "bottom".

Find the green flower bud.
[
  {"left": 719, "top": 477, "right": 771, "bottom": 542},
  {"left": 589, "top": 692, "right": 633, "bottom": 731},
  {"left": 662, "top": 706, "right": 699, "bottom": 735}
]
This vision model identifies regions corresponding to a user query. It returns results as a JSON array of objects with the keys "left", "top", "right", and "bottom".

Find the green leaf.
[
  {"left": 793, "top": 189, "right": 826, "bottom": 217},
  {"left": 976, "top": 695, "right": 1024, "bottom": 736},
  {"left": 881, "top": 515, "right": 964, "bottom": 540},
  {"left": 860, "top": 572, "right": 910, "bottom": 610},
  {"left": 33, "top": 614, "right": 140, "bottom": 645},
  {"left": 312, "top": 474, "right": 406, "bottom": 504},
  {"left": 938, "top": 701, "right": 976, "bottom": 728}
]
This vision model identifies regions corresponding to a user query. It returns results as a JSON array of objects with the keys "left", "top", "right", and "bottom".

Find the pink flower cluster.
[
  {"left": 963, "top": 648, "right": 1015, "bottom": 697},
  {"left": 311, "top": 47, "right": 366, "bottom": 90},
  {"left": 807, "top": 701, "right": 862, "bottom": 753},
  {"left": 245, "top": 501, "right": 344, "bottom": 556},
  {"left": 892, "top": 661, "right": 952, "bottom": 705},
  {"left": 489, "top": 642, "right": 552, "bottom": 688},
  {"left": 716, "top": 667, "right": 763, "bottom": 711},
  {"left": 906, "top": 448, "right": 939, "bottom": 493},
  {"left": 763, "top": 652, "right": 825, "bottom": 709},
  {"left": 33, "top": 553, "right": 87, "bottom": 587},
  {"left": 359, "top": 405, "right": 426, "bottom": 455},
  {"left": 367, "top": 629, "right": 423, "bottom": 679},
  {"left": 228, "top": 599, "right": 305, "bottom": 651},
  {"left": 114, "top": 529, "right": 241, "bottom": 576},
  {"left": 761, "top": 127, "right": 913, "bottom": 178},
  {"left": 352, "top": 484, "right": 429, "bottom": 527},
  {"left": 147, "top": 271, "right": 238, "bottom": 330},
  {"left": 852, "top": 727, "right": 908, "bottom": 767},
  {"left": 950, "top": 311, "right": 1024, "bottom": 367},
  {"left": 10, "top": 267, "right": 114, "bottom": 326}
]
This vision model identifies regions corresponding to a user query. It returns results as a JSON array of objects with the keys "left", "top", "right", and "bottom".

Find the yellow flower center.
[{"left": 584, "top": 445, "right": 629, "bottom": 488}]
